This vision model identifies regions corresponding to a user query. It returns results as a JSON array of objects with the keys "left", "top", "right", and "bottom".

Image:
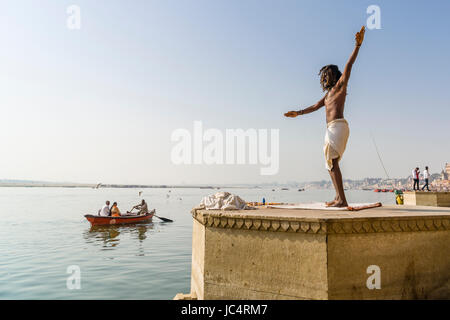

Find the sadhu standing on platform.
[{"left": 285, "top": 26, "right": 365, "bottom": 207}]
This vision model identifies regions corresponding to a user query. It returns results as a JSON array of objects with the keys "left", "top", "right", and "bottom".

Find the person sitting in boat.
[
  {"left": 111, "top": 202, "right": 121, "bottom": 217},
  {"left": 99, "top": 200, "right": 111, "bottom": 216},
  {"left": 131, "top": 199, "right": 149, "bottom": 215}
]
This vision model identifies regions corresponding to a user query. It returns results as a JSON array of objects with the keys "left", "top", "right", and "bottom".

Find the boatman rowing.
[
  {"left": 129, "top": 199, "right": 149, "bottom": 215},
  {"left": 285, "top": 26, "right": 365, "bottom": 207}
]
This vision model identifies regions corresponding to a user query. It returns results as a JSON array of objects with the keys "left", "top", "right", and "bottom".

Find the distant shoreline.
[{"left": 0, "top": 183, "right": 241, "bottom": 189}]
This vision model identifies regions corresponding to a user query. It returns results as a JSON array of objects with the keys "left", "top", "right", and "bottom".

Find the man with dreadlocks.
[{"left": 284, "top": 26, "right": 365, "bottom": 207}]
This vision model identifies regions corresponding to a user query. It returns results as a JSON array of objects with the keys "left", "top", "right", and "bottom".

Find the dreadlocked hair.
[{"left": 318, "top": 64, "right": 342, "bottom": 91}]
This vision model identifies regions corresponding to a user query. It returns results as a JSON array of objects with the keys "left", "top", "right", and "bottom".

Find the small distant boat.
[
  {"left": 84, "top": 210, "right": 155, "bottom": 226},
  {"left": 374, "top": 188, "right": 393, "bottom": 193}
]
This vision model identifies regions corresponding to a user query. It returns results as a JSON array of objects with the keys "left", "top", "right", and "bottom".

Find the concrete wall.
[
  {"left": 404, "top": 192, "right": 450, "bottom": 207},
  {"left": 327, "top": 231, "right": 450, "bottom": 299},
  {"left": 201, "top": 227, "right": 328, "bottom": 299},
  {"left": 437, "top": 193, "right": 450, "bottom": 207},
  {"left": 190, "top": 219, "right": 205, "bottom": 299},
  {"left": 182, "top": 206, "right": 450, "bottom": 300}
]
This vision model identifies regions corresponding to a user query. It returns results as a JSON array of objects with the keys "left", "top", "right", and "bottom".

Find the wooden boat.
[{"left": 84, "top": 210, "right": 155, "bottom": 226}]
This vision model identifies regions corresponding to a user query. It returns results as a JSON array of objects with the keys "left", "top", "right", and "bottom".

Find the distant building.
[
  {"left": 442, "top": 169, "right": 448, "bottom": 181},
  {"left": 433, "top": 162, "right": 450, "bottom": 191}
]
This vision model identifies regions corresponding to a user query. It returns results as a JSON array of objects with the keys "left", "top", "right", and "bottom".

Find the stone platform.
[
  {"left": 178, "top": 205, "right": 450, "bottom": 300},
  {"left": 403, "top": 191, "right": 450, "bottom": 207}
]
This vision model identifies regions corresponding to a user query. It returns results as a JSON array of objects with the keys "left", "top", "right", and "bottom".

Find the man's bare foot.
[
  {"left": 329, "top": 200, "right": 348, "bottom": 208},
  {"left": 325, "top": 196, "right": 339, "bottom": 207}
]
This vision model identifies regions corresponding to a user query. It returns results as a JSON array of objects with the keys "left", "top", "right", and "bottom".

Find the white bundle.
[{"left": 199, "top": 192, "right": 248, "bottom": 210}]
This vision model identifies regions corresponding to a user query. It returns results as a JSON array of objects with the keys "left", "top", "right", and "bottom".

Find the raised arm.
[
  {"left": 339, "top": 26, "right": 365, "bottom": 86},
  {"left": 284, "top": 95, "right": 325, "bottom": 118}
]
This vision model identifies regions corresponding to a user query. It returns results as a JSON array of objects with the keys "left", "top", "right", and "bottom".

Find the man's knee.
[{"left": 331, "top": 158, "right": 340, "bottom": 168}]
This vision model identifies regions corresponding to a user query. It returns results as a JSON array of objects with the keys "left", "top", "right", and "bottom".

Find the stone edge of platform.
[
  {"left": 191, "top": 208, "right": 450, "bottom": 234},
  {"left": 404, "top": 191, "right": 450, "bottom": 194},
  {"left": 173, "top": 292, "right": 197, "bottom": 300}
]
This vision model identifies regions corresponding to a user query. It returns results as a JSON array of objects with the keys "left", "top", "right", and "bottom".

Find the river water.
[{"left": 0, "top": 187, "right": 394, "bottom": 299}]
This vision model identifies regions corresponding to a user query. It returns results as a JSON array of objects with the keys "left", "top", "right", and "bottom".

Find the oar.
[
  {"left": 128, "top": 208, "right": 173, "bottom": 222},
  {"left": 126, "top": 206, "right": 137, "bottom": 215},
  {"left": 151, "top": 209, "right": 173, "bottom": 222},
  {"left": 154, "top": 215, "right": 173, "bottom": 223}
]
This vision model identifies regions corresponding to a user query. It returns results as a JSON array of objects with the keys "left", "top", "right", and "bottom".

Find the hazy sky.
[{"left": 1, "top": 0, "right": 449, "bottom": 185}]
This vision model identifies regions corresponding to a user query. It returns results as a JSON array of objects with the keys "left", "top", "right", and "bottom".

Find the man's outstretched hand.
[
  {"left": 284, "top": 110, "right": 299, "bottom": 118},
  {"left": 355, "top": 26, "right": 365, "bottom": 47}
]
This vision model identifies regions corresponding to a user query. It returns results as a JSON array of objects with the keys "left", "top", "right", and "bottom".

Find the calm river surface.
[{"left": 0, "top": 187, "right": 394, "bottom": 299}]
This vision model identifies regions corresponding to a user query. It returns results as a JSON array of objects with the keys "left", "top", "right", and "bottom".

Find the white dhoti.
[{"left": 324, "top": 118, "right": 349, "bottom": 171}]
